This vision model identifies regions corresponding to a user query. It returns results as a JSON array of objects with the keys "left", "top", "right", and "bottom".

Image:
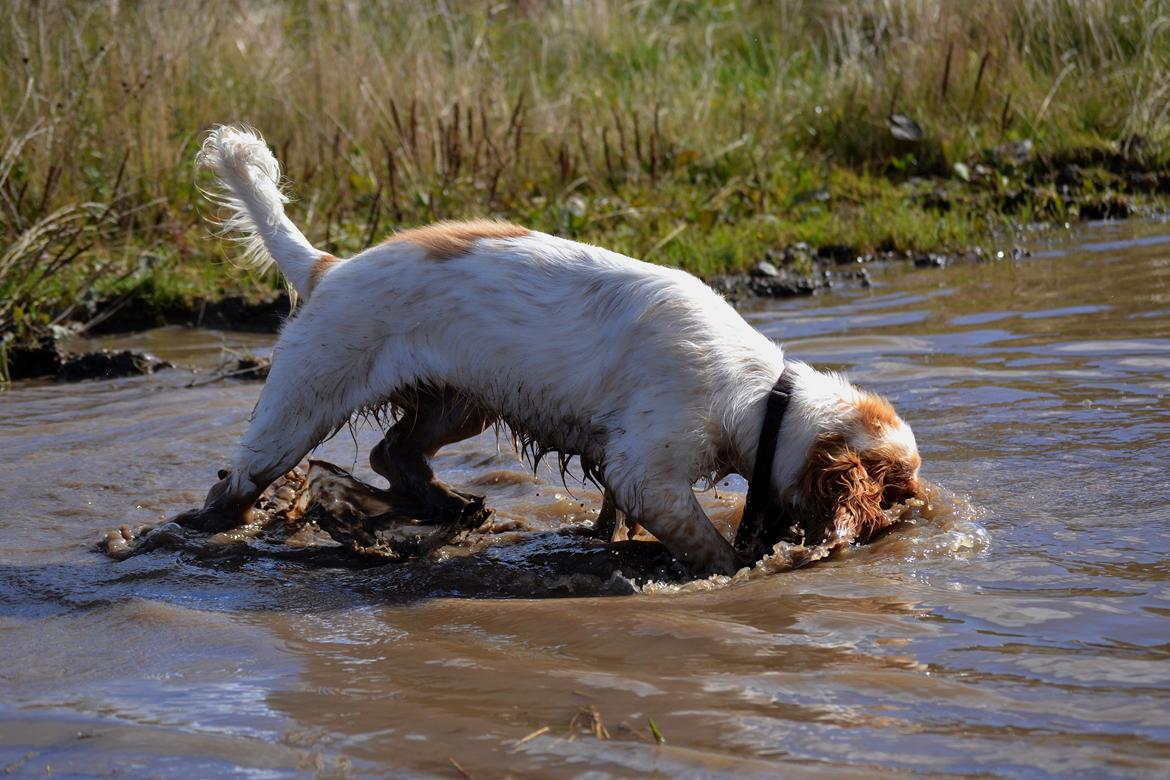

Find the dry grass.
[{"left": 2, "top": 0, "right": 1168, "bottom": 338}]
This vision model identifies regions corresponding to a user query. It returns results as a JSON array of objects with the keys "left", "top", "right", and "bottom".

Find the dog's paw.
[{"left": 172, "top": 506, "right": 241, "bottom": 533}]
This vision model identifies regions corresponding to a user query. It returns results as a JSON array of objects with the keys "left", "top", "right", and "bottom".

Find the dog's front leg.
[{"left": 615, "top": 480, "right": 741, "bottom": 577}]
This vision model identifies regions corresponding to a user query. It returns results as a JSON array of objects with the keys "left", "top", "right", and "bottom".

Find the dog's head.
[{"left": 781, "top": 383, "right": 922, "bottom": 545}]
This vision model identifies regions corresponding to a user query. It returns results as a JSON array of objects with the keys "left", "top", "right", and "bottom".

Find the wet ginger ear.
[
  {"left": 827, "top": 452, "right": 885, "bottom": 542},
  {"left": 797, "top": 435, "right": 886, "bottom": 544},
  {"left": 819, "top": 451, "right": 879, "bottom": 542}
]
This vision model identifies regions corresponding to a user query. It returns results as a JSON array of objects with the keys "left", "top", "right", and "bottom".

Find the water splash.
[
  {"left": 639, "top": 481, "right": 988, "bottom": 594},
  {"left": 890, "top": 482, "right": 991, "bottom": 562}
]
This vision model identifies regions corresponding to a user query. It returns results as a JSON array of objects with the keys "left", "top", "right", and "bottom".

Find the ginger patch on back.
[{"left": 383, "top": 220, "right": 530, "bottom": 261}]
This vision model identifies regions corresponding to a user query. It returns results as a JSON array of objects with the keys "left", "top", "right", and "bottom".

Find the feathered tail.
[{"left": 196, "top": 125, "right": 321, "bottom": 302}]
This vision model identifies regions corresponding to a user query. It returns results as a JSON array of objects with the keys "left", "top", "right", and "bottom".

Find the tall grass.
[{"left": 2, "top": 0, "right": 1168, "bottom": 335}]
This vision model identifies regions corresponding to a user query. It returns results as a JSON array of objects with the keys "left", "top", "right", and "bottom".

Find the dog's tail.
[{"left": 196, "top": 125, "right": 324, "bottom": 302}]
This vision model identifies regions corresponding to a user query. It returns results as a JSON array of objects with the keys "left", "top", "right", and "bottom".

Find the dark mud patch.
[
  {"left": 2, "top": 340, "right": 62, "bottom": 381},
  {"left": 101, "top": 462, "right": 489, "bottom": 564},
  {"left": 98, "top": 462, "right": 690, "bottom": 597},
  {"left": 4, "top": 293, "right": 283, "bottom": 381},
  {"left": 96, "top": 465, "right": 946, "bottom": 598}
]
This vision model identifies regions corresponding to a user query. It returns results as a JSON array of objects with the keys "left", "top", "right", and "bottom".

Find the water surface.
[{"left": 2, "top": 221, "right": 1169, "bottom": 777}]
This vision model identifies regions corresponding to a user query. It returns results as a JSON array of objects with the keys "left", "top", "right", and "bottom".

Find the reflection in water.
[{"left": 2, "top": 221, "right": 1170, "bottom": 777}]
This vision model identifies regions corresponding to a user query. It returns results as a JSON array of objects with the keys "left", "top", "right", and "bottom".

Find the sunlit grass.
[{"left": 2, "top": 0, "right": 1168, "bottom": 338}]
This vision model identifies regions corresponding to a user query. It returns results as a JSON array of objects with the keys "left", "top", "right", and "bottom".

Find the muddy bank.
[
  {"left": 2, "top": 340, "right": 171, "bottom": 383},
  {"left": 708, "top": 141, "right": 1166, "bottom": 300},
  {"left": 710, "top": 241, "right": 1032, "bottom": 301},
  {"left": 2, "top": 294, "right": 286, "bottom": 381}
]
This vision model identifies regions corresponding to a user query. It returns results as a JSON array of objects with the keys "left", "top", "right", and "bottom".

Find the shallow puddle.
[{"left": 2, "top": 220, "right": 1169, "bottom": 777}]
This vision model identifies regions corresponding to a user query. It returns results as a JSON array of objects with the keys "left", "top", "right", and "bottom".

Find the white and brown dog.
[{"left": 180, "top": 125, "right": 922, "bottom": 576}]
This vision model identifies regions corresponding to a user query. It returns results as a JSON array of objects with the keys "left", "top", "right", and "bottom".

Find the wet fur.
[
  {"left": 787, "top": 434, "right": 921, "bottom": 545},
  {"left": 184, "top": 125, "right": 923, "bottom": 576}
]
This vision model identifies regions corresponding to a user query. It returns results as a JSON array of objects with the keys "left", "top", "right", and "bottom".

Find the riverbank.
[
  {"left": 3, "top": 150, "right": 1166, "bottom": 382},
  {"left": 3, "top": 1, "right": 1168, "bottom": 375}
]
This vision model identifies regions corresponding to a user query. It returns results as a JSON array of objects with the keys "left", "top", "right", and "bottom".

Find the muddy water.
[{"left": 3, "top": 221, "right": 1170, "bottom": 778}]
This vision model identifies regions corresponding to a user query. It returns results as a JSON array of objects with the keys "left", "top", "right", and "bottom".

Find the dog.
[{"left": 179, "top": 125, "right": 922, "bottom": 576}]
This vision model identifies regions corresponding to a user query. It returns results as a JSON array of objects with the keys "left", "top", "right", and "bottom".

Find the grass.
[{"left": 2, "top": 0, "right": 1169, "bottom": 343}]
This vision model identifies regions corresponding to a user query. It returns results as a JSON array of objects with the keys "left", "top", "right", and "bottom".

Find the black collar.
[{"left": 733, "top": 365, "right": 796, "bottom": 560}]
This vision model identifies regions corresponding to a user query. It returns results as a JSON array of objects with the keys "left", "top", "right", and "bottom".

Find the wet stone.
[
  {"left": 748, "top": 273, "right": 820, "bottom": 297},
  {"left": 887, "top": 113, "right": 925, "bottom": 142},
  {"left": 58, "top": 349, "right": 171, "bottom": 382},
  {"left": 816, "top": 244, "right": 860, "bottom": 264},
  {"left": 750, "top": 260, "right": 780, "bottom": 278},
  {"left": 4, "top": 338, "right": 170, "bottom": 383},
  {"left": 3, "top": 340, "right": 62, "bottom": 381},
  {"left": 913, "top": 253, "right": 948, "bottom": 269}
]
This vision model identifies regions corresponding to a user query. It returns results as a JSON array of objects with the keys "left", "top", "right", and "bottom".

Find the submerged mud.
[
  {"left": 96, "top": 459, "right": 694, "bottom": 596},
  {"left": 99, "top": 458, "right": 959, "bottom": 598}
]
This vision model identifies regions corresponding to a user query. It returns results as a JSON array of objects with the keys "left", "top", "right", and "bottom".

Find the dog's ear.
[{"left": 797, "top": 435, "right": 886, "bottom": 543}]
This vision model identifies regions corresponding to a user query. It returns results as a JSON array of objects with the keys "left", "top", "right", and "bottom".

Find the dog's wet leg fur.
[
  {"left": 178, "top": 321, "right": 392, "bottom": 532},
  {"left": 369, "top": 387, "right": 491, "bottom": 521},
  {"left": 611, "top": 477, "right": 741, "bottom": 576}
]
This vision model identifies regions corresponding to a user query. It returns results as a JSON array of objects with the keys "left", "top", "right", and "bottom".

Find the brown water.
[{"left": 3, "top": 221, "right": 1170, "bottom": 778}]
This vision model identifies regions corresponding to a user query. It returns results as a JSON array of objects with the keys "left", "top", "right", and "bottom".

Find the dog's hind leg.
[
  {"left": 589, "top": 489, "right": 646, "bottom": 541},
  {"left": 176, "top": 325, "right": 388, "bottom": 533},
  {"left": 369, "top": 386, "right": 491, "bottom": 520},
  {"left": 591, "top": 489, "right": 620, "bottom": 541}
]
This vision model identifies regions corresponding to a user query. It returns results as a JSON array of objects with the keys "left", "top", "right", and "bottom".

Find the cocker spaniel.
[{"left": 178, "top": 125, "right": 922, "bottom": 576}]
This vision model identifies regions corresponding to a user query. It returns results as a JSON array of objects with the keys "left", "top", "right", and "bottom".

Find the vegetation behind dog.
[{"left": 2, "top": 0, "right": 1169, "bottom": 356}]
